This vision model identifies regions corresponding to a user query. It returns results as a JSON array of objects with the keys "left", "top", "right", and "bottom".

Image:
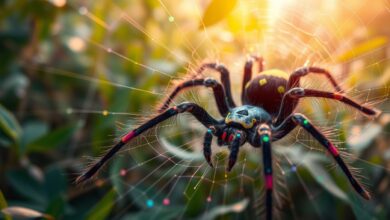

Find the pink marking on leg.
[
  {"left": 121, "top": 130, "right": 136, "bottom": 143},
  {"left": 265, "top": 174, "right": 273, "bottom": 190},
  {"left": 329, "top": 144, "right": 339, "bottom": 156},
  {"left": 333, "top": 93, "right": 343, "bottom": 100}
]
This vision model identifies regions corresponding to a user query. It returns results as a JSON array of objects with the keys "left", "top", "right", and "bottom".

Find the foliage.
[{"left": 1, "top": 0, "right": 390, "bottom": 219}]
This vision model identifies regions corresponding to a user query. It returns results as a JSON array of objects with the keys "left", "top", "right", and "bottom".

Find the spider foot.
[
  {"left": 361, "top": 190, "right": 371, "bottom": 200},
  {"left": 203, "top": 151, "right": 214, "bottom": 168},
  {"left": 227, "top": 154, "right": 238, "bottom": 172},
  {"left": 226, "top": 133, "right": 242, "bottom": 172},
  {"left": 75, "top": 174, "right": 88, "bottom": 184},
  {"left": 203, "top": 128, "right": 214, "bottom": 168}
]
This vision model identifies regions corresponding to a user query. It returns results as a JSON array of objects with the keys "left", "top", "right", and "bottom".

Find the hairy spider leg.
[
  {"left": 275, "top": 66, "right": 345, "bottom": 121},
  {"left": 274, "top": 88, "right": 378, "bottom": 126},
  {"left": 274, "top": 113, "right": 371, "bottom": 200},
  {"left": 258, "top": 124, "right": 273, "bottom": 220},
  {"left": 241, "top": 55, "right": 264, "bottom": 102},
  {"left": 203, "top": 128, "right": 214, "bottom": 167},
  {"left": 227, "top": 133, "right": 242, "bottom": 172},
  {"left": 197, "top": 63, "right": 236, "bottom": 108},
  {"left": 159, "top": 78, "right": 229, "bottom": 116},
  {"left": 287, "top": 66, "right": 344, "bottom": 92},
  {"left": 76, "top": 102, "right": 220, "bottom": 184}
]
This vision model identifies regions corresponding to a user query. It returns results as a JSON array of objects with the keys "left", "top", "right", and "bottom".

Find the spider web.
[{"left": 41, "top": 0, "right": 390, "bottom": 219}]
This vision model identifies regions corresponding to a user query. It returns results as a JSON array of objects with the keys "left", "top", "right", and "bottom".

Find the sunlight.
[
  {"left": 2, "top": 0, "right": 389, "bottom": 219},
  {"left": 267, "top": 0, "right": 294, "bottom": 24}
]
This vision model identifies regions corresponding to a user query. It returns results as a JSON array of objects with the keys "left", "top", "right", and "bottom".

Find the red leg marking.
[
  {"left": 328, "top": 144, "right": 339, "bottom": 156},
  {"left": 121, "top": 130, "right": 136, "bottom": 143},
  {"left": 265, "top": 174, "right": 273, "bottom": 190},
  {"left": 333, "top": 93, "right": 343, "bottom": 100}
]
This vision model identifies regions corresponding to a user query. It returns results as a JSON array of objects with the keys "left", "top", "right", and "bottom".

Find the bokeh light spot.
[
  {"left": 120, "top": 169, "right": 127, "bottom": 176},
  {"left": 146, "top": 199, "right": 154, "bottom": 208},
  {"left": 291, "top": 164, "right": 297, "bottom": 172},
  {"left": 67, "top": 37, "right": 86, "bottom": 52},
  {"left": 163, "top": 198, "right": 170, "bottom": 206},
  {"left": 49, "top": 0, "right": 66, "bottom": 7}
]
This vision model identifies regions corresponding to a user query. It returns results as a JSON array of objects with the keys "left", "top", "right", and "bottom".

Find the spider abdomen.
[{"left": 243, "top": 69, "right": 291, "bottom": 116}]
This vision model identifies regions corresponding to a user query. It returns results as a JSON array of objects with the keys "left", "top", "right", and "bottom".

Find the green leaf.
[
  {"left": 6, "top": 169, "right": 46, "bottom": 204},
  {"left": 199, "top": 198, "right": 249, "bottom": 220},
  {"left": 0, "top": 191, "right": 8, "bottom": 209},
  {"left": 275, "top": 146, "right": 349, "bottom": 202},
  {"left": 110, "top": 156, "right": 126, "bottom": 199},
  {"left": 20, "top": 121, "right": 48, "bottom": 154},
  {"left": 337, "top": 36, "right": 388, "bottom": 62},
  {"left": 348, "top": 191, "right": 372, "bottom": 220},
  {"left": 122, "top": 205, "right": 185, "bottom": 220},
  {"left": 347, "top": 122, "right": 382, "bottom": 156},
  {"left": 1, "top": 206, "right": 53, "bottom": 220},
  {"left": 159, "top": 136, "right": 203, "bottom": 161},
  {"left": 200, "top": 0, "right": 237, "bottom": 28},
  {"left": 0, "top": 103, "right": 21, "bottom": 147},
  {"left": 85, "top": 189, "right": 116, "bottom": 220},
  {"left": 44, "top": 166, "right": 67, "bottom": 201},
  {"left": 0, "top": 191, "right": 11, "bottom": 220},
  {"left": 45, "top": 195, "right": 66, "bottom": 220},
  {"left": 27, "top": 121, "right": 83, "bottom": 152},
  {"left": 304, "top": 161, "right": 349, "bottom": 202}
]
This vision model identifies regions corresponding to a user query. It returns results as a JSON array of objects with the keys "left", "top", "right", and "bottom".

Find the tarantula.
[{"left": 77, "top": 56, "right": 378, "bottom": 220}]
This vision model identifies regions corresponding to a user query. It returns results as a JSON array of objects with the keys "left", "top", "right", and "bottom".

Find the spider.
[{"left": 77, "top": 55, "right": 378, "bottom": 220}]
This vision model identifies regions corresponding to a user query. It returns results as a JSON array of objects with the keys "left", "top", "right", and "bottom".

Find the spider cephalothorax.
[
  {"left": 225, "top": 105, "right": 271, "bottom": 129},
  {"left": 77, "top": 55, "right": 379, "bottom": 220}
]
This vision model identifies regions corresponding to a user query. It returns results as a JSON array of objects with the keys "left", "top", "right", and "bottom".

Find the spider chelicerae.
[{"left": 77, "top": 55, "right": 378, "bottom": 220}]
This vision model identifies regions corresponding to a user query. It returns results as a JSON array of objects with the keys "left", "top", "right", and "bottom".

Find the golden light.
[
  {"left": 49, "top": 0, "right": 66, "bottom": 8},
  {"left": 267, "top": 0, "right": 294, "bottom": 24},
  {"left": 225, "top": 0, "right": 296, "bottom": 34},
  {"left": 67, "top": 37, "right": 86, "bottom": 52}
]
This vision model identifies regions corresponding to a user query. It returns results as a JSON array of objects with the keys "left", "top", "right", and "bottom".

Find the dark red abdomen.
[{"left": 243, "top": 69, "right": 292, "bottom": 116}]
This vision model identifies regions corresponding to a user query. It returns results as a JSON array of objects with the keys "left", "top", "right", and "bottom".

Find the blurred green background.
[{"left": 1, "top": 0, "right": 390, "bottom": 219}]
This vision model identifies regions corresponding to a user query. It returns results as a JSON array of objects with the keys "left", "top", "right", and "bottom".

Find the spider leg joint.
[
  {"left": 204, "top": 77, "right": 218, "bottom": 87},
  {"left": 287, "top": 87, "right": 305, "bottom": 98}
]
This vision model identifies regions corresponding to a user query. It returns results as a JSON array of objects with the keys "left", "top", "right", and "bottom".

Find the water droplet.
[{"left": 168, "top": 16, "right": 175, "bottom": 22}]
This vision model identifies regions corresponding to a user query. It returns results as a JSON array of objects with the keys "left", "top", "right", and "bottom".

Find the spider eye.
[{"left": 236, "top": 110, "right": 249, "bottom": 116}]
